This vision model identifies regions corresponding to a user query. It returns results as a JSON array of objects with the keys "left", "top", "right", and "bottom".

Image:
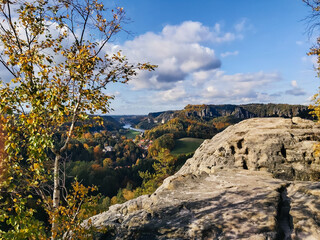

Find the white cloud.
[
  {"left": 291, "top": 80, "right": 298, "bottom": 87},
  {"left": 156, "top": 86, "right": 187, "bottom": 102},
  {"left": 286, "top": 88, "right": 306, "bottom": 96},
  {"left": 199, "top": 71, "right": 282, "bottom": 102},
  {"left": 211, "top": 23, "right": 238, "bottom": 43},
  {"left": 285, "top": 80, "right": 306, "bottom": 96},
  {"left": 105, "top": 21, "right": 248, "bottom": 90},
  {"left": 160, "top": 21, "right": 244, "bottom": 44},
  {"left": 301, "top": 55, "right": 317, "bottom": 65},
  {"left": 113, "top": 68, "right": 284, "bottom": 113},
  {"left": 145, "top": 70, "right": 283, "bottom": 108},
  {"left": 234, "top": 19, "right": 248, "bottom": 32},
  {"left": 234, "top": 18, "right": 252, "bottom": 39},
  {"left": 161, "top": 21, "right": 212, "bottom": 43},
  {"left": 192, "top": 69, "right": 218, "bottom": 86},
  {"left": 221, "top": 50, "right": 239, "bottom": 58},
  {"left": 123, "top": 35, "right": 221, "bottom": 89},
  {"left": 203, "top": 86, "right": 225, "bottom": 98},
  {"left": 307, "top": 95, "right": 315, "bottom": 102},
  {"left": 104, "top": 20, "right": 288, "bottom": 111}
]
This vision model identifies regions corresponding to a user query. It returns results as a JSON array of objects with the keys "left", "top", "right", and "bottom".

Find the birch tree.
[{"left": 0, "top": 0, "right": 155, "bottom": 238}]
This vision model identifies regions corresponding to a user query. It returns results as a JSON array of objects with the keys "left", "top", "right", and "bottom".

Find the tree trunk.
[{"left": 52, "top": 154, "right": 61, "bottom": 239}]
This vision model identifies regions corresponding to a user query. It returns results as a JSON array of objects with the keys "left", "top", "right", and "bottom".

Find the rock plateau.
[{"left": 88, "top": 117, "right": 320, "bottom": 239}]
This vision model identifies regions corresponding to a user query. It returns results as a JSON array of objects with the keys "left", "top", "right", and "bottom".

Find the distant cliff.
[
  {"left": 154, "top": 103, "right": 311, "bottom": 124},
  {"left": 136, "top": 103, "right": 312, "bottom": 141}
]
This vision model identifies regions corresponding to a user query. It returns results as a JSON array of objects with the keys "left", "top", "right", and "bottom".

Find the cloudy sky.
[{"left": 103, "top": 0, "right": 319, "bottom": 115}]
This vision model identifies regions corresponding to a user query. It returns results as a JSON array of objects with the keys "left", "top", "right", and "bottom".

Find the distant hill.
[
  {"left": 100, "top": 116, "right": 123, "bottom": 131},
  {"left": 88, "top": 115, "right": 123, "bottom": 132},
  {"left": 111, "top": 115, "right": 147, "bottom": 126},
  {"left": 136, "top": 111, "right": 176, "bottom": 130}
]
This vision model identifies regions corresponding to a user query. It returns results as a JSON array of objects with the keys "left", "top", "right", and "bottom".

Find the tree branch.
[
  {"left": 60, "top": 94, "right": 81, "bottom": 154},
  {"left": 0, "top": 57, "right": 17, "bottom": 78}
]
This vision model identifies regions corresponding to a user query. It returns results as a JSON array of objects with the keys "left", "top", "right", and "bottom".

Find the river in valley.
[{"left": 123, "top": 124, "right": 145, "bottom": 133}]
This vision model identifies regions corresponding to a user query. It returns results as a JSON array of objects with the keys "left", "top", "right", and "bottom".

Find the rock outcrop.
[
  {"left": 88, "top": 118, "right": 320, "bottom": 239},
  {"left": 180, "top": 117, "right": 320, "bottom": 181}
]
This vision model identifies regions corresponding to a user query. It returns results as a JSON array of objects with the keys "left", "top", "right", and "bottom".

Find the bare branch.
[
  {"left": 79, "top": 7, "right": 90, "bottom": 45},
  {"left": 5, "top": 1, "right": 23, "bottom": 53},
  {"left": 0, "top": 56, "right": 17, "bottom": 78}
]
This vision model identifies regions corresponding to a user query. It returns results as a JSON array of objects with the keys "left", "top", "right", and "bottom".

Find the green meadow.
[
  {"left": 171, "top": 138, "right": 205, "bottom": 155},
  {"left": 125, "top": 129, "right": 141, "bottom": 139}
]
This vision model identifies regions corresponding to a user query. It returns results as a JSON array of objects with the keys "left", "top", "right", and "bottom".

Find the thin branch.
[
  {"left": 71, "top": 198, "right": 84, "bottom": 222},
  {"left": 79, "top": 6, "right": 90, "bottom": 45},
  {"left": 59, "top": 156, "right": 71, "bottom": 201},
  {"left": 25, "top": 27, "right": 31, "bottom": 50},
  {"left": 5, "top": 1, "right": 23, "bottom": 54},
  {"left": 302, "top": 0, "right": 320, "bottom": 38},
  {"left": 70, "top": 8, "right": 80, "bottom": 47},
  {"left": 0, "top": 57, "right": 17, "bottom": 78}
]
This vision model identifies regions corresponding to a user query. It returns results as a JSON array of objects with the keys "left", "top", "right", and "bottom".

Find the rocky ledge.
[{"left": 88, "top": 118, "right": 320, "bottom": 239}]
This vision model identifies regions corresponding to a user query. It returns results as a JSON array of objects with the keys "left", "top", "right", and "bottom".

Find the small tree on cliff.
[{"left": 0, "top": 0, "right": 155, "bottom": 238}]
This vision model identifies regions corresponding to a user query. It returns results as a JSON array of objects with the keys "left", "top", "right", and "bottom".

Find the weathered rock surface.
[
  {"left": 89, "top": 118, "right": 320, "bottom": 239},
  {"left": 180, "top": 117, "right": 320, "bottom": 181}
]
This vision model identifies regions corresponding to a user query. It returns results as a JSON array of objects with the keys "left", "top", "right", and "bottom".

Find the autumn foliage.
[
  {"left": 0, "top": 122, "right": 5, "bottom": 183},
  {"left": 0, "top": 0, "right": 155, "bottom": 238}
]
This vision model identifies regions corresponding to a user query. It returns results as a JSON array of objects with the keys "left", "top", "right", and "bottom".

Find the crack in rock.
[{"left": 276, "top": 184, "right": 293, "bottom": 240}]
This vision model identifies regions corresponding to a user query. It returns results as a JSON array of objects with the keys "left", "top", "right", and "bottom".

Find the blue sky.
[{"left": 103, "top": 0, "right": 319, "bottom": 115}]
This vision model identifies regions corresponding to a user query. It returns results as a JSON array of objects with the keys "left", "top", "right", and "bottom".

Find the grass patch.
[
  {"left": 125, "top": 129, "right": 140, "bottom": 139},
  {"left": 171, "top": 138, "right": 205, "bottom": 155}
]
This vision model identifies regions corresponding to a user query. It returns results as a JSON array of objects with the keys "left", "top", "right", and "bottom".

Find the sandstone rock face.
[
  {"left": 89, "top": 118, "right": 320, "bottom": 239},
  {"left": 180, "top": 117, "right": 320, "bottom": 181}
]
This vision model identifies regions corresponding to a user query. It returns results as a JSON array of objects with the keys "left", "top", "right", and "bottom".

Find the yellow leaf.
[{"left": 33, "top": 163, "right": 39, "bottom": 170}]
